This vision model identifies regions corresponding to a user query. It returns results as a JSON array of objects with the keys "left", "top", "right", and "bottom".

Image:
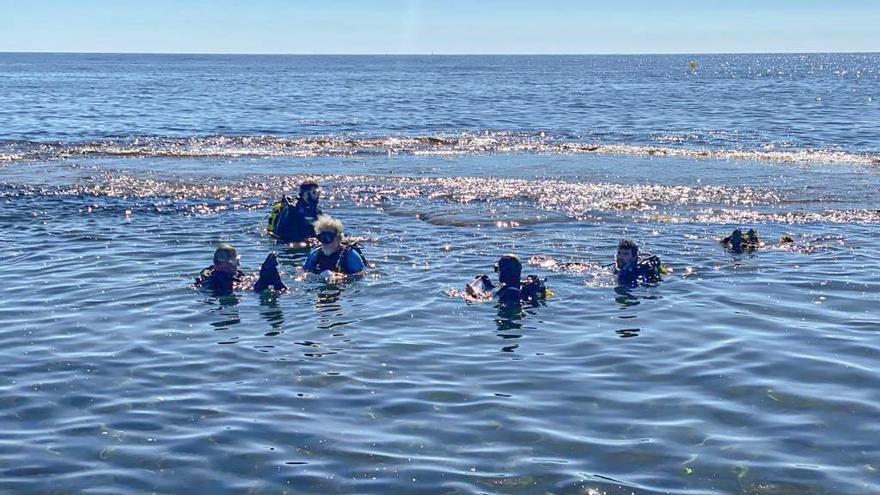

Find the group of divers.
[{"left": 195, "top": 180, "right": 793, "bottom": 306}]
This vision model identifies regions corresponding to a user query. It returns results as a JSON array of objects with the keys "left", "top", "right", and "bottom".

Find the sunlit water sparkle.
[{"left": 1, "top": 53, "right": 879, "bottom": 495}]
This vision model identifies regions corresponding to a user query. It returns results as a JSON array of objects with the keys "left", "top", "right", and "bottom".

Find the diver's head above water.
[
  {"left": 615, "top": 239, "right": 639, "bottom": 271},
  {"left": 314, "top": 215, "right": 344, "bottom": 255},
  {"left": 495, "top": 254, "right": 523, "bottom": 286},
  {"left": 298, "top": 180, "right": 320, "bottom": 205},
  {"left": 727, "top": 228, "right": 744, "bottom": 251},
  {"left": 721, "top": 227, "right": 761, "bottom": 252},
  {"left": 213, "top": 243, "right": 241, "bottom": 274}
]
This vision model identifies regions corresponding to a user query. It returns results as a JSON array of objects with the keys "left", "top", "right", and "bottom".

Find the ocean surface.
[{"left": 1, "top": 53, "right": 878, "bottom": 494}]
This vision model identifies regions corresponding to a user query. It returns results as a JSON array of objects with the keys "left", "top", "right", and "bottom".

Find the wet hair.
[
  {"left": 617, "top": 239, "right": 639, "bottom": 257},
  {"left": 299, "top": 180, "right": 319, "bottom": 195},
  {"left": 497, "top": 254, "right": 522, "bottom": 286},
  {"left": 313, "top": 215, "right": 343, "bottom": 239},
  {"left": 213, "top": 243, "right": 239, "bottom": 266}
]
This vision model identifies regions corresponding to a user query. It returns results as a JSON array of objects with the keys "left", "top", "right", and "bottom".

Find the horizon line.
[{"left": 2, "top": 50, "right": 878, "bottom": 57}]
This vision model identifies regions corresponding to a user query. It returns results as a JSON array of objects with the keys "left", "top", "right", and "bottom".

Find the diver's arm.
[
  {"left": 301, "top": 250, "right": 319, "bottom": 273},
  {"left": 343, "top": 250, "right": 367, "bottom": 277}
]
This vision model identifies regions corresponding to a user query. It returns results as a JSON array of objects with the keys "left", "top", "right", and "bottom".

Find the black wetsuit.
[
  {"left": 274, "top": 198, "right": 322, "bottom": 242},
  {"left": 615, "top": 258, "right": 662, "bottom": 287},
  {"left": 195, "top": 254, "right": 287, "bottom": 294},
  {"left": 495, "top": 276, "right": 548, "bottom": 305},
  {"left": 195, "top": 267, "right": 245, "bottom": 294}
]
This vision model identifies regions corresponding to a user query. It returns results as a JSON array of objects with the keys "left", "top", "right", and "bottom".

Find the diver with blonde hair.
[{"left": 300, "top": 215, "right": 367, "bottom": 277}]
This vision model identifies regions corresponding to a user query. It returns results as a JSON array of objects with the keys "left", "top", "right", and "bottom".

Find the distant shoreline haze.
[
  {"left": 1, "top": 51, "right": 880, "bottom": 56},
  {"left": 1, "top": 1, "right": 878, "bottom": 54}
]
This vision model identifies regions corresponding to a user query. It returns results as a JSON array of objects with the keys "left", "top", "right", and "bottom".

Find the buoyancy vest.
[
  {"left": 307, "top": 242, "right": 367, "bottom": 274},
  {"left": 616, "top": 255, "right": 663, "bottom": 285},
  {"left": 495, "top": 275, "right": 549, "bottom": 304},
  {"left": 196, "top": 266, "right": 245, "bottom": 294},
  {"left": 268, "top": 197, "right": 322, "bottom": 242}
]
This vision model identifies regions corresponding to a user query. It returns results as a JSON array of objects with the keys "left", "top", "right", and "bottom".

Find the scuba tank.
[
  {"left": 520, "top": 274, "right": 552, "bottom": 300},
  {"left": 617, "top": 254, "right": 670, "bottom": 284},
  {"left": 266, "top": 196, "right": 292, "bottom": 237},
  {"left": 639, "top": 255, "right": 672, "bottom": 276}
]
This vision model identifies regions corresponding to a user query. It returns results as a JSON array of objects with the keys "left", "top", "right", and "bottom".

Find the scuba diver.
[
  {"left": 614, "top": 239, "right": 666, "bottom": 287},
  {"left": 466, "top": 254, "right": 550, "bottom": 305},
  {"left": 720, "top": 228, "right": 763, "bottom": 253},
  {"left": 721, "top": 228, "right": 797, "bottom": 253},
  {"left": 194, "top": 244, "right": 287, "bottom": 295},
  {"left": 267, "top": 180, "right": 323, "bottom": 243},
  {"left": 300, "top": 215, "right": 367, "bottom": 279}
]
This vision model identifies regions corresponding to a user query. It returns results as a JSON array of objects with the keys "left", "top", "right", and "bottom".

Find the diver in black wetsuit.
[
  {"left": 721, "top": 228, "right": 762, "bottom": 253},
  {"left": 194, "top": 244, "right": 287, "bottom": 295},
  {"left": 268, "top": 181, "right": 323, "bottom": 243},
  {"left": 614, "top": 239, "right": 663, "bottom": 287},
  {"left": 721, "top": 228, "right": 797, "bottom": 253},
  {"left": 466, "top": 254, "right": 549, "bottom": 305}
]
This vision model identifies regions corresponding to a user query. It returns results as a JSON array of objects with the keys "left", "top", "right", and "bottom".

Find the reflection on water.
[
  {"left": 495, "top": 305, "right": 524, "bottom": 347},
  {"left": 277, "top": 244, "right": 311, "bottom": 266},
  {"left": 1, "top": 151, "right": 879, "bottom": 495},
  {"left": 614, "top": 285, "right": 663, "bottom": 305},
  {"left": 314, "top": 285, "right": 344, "bottom": 307},
  {"left": 258, "top": 292, "right": 285, "bottom": 334},
  {"left": 3, "top": 52, "right": 880, "bottom": 494},
  {"left": 7, "top": 164, "right": 880, "bottom": 226},
  {"left": 615, "top": 328, "right": 641, "bottom": 338},
  {"left": 493, "top": 304, "right": 550, "bottom": 354},
  {"left": 206, "top": 295, "right": 242, "bottom": 329},
  {"left": 614, "top": 286, "right": 640, "bottom": 307},
  {"left": 613, "top": 287, "right": 658, "bottom": 338}
]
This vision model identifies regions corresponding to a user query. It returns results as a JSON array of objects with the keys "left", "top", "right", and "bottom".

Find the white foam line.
[{"left": 1, "top": 134, "right": 878, "bottom": 166}]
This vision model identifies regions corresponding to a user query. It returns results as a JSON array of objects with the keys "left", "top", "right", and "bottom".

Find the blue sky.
[{"left": 2, "top": 0, "right": 878, "bottom": 54}]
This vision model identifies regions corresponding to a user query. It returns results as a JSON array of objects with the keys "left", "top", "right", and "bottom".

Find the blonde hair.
[{"left": 313, "top": 215, "right": 343, "bottom": 239}]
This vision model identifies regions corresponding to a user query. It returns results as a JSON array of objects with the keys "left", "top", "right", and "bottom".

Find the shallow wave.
[
  {"left": 2, "top": 133, "right": 879, "bottom": 165},
  {"left": 656, "top": 208, "right": 880, "bottom": 225},
  {"left": 3, "top": 172, "right": 878, "bottom": 225},
  {"left": 0, "top": 172, "right": 776, "bottom": 218}
]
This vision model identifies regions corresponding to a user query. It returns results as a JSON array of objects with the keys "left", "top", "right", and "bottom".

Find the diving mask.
[{"left": 318, "top": 231, "right": 338, "bottom": 244}]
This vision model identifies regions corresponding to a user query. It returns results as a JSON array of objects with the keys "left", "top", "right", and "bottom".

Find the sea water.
[{"left": 1, "top": 54, "right": 879, "bottom": 494}]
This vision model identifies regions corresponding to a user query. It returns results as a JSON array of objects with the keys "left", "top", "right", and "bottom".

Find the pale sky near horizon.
[{"left": 1, "top": 0, "right": 878, "bottom": 55}]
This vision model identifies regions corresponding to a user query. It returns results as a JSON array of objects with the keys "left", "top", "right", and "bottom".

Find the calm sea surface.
[{"left": 1, "top": 54, "right": 879, "bottom": 494}]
